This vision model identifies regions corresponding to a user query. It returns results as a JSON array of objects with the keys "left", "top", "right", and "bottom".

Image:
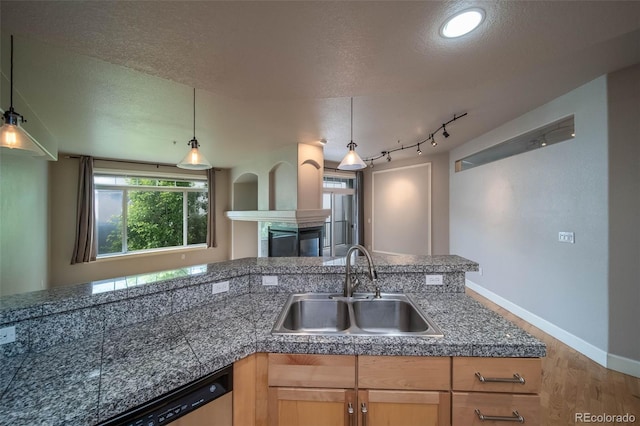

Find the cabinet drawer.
[
  {"left": 268, "top": 354, "right": 356, "bottom": 388},
  {"left": 358, "top": 356, "right": 450, "bottom": 391},
  {"left": 452, "top": 392, "right": 540, "bottom": 426},
  {"left": 452, "top": 357, "right": 541, "bottom": 394}
]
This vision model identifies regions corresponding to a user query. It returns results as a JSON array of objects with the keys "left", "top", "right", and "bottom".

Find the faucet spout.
[{"left": 344, "top": 244, "right": 378, "bottom": 297}]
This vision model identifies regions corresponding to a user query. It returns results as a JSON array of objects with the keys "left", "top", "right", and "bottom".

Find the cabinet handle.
[
  {"left": 475, "top": 371, "right": 526, "bottom": 384},
  {"left": 475, "top": 409, "right": 525, "bottom": 423},
  {"left": 347, "top": 403, "right": 355, "bottom": 426},
  {"left": 360, "top": 402, "right": 368, "bottom": 426}
]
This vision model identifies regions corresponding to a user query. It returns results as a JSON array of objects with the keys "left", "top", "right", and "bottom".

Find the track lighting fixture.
[
  {"left": 1, "top": 35, "right": 45, "bottom": 156},
  {"left": 177, "top": 88, "right": 212, "bottom": 170},
  {"left": 338, "top": 97, "right": 367, "bottom": 170},
  {"left": 360, "top": 112, "right": 467, "bottom": 167}
]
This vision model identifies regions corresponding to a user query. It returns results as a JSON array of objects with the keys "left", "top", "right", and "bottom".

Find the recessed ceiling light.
[{"left": 440, "top": 8, "right": 485, "bottom": 38}]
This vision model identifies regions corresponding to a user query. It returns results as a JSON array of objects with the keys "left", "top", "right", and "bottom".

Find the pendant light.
[
  {"left": 1, "top": 35, "right": 44, "bottom": 156},
  {"left": 338, "top": 97, "right": 367, "bottom": 171},
  {"left": 177, "top": 88, "right": 212, "bottom": 170}
]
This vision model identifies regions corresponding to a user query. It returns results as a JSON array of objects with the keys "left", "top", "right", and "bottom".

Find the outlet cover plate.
[
  {"left": 0, "top": 326, "right": 16, "bottom": 345},
  {"left": 211, "top": 281, "right": 230, "bottom": 294},
  {"left": 425, "top": 275, "right": 444, "bottom": 285},
  {"left": 262, "top": 276, "right": 278, "bottom": 286},
  {"left": 559, "top": 232, "right": 575, "bottom": 244}
]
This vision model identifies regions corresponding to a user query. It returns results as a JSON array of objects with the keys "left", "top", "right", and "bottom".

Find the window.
[{"left": 94, "top": 172, "right": 208, "bottom": 257}]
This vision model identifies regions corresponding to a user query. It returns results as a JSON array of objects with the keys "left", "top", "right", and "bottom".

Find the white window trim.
[{"left": 94, "top": 171, "right": 208, "bottom": 258}]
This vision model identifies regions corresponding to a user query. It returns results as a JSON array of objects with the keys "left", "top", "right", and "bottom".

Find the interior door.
[{"left": 323, "top": 192, "right": 355, "bottom": 257}]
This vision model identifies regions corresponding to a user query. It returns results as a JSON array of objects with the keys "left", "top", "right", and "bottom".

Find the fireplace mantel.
[{"left": 225, "top": 209, "right": 330, "bottom": 226}]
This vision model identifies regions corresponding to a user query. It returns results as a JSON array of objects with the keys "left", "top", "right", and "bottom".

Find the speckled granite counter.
[{"left": 0, "top": 255, "right": 545, "bottom": 425}]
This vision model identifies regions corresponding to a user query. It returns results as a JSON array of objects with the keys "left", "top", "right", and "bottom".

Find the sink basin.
[
  {"left": 281, "top": 299, "right": 351, "bottom": 332},
  {"left": 352, "top": 299, "right": 429, "bottom": 333},
  {"left": 271, "top": 293, "right": 443, "bottom": 337}
]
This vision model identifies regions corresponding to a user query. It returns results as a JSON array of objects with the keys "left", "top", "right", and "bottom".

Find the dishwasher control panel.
[{"left": 99, "top": 366, "right": 233, "bottom": 426}]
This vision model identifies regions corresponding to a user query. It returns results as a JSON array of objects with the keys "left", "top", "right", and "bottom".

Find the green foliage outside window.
[{"left": 97, "top": 175, "right": 208, "bottom": 255}]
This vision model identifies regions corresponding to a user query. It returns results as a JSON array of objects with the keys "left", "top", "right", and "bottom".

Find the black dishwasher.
[{"left": 98, "top": 365, "right": 233, "bottom": 426}]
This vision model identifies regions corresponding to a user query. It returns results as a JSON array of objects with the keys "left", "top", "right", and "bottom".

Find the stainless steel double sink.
[{"left": 271, "top": 293, "right": 443, "bottom": 337}]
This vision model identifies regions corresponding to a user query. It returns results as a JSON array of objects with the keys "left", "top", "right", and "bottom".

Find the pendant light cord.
[
  {"left": 193, "top": 88, "right": 196, "bottom": 139},
  {"left": 10, "top": 35, "right": 14, "bottom": 109},
  {"left": 350, "top": 97, "right": 353, "bottom": 142}
]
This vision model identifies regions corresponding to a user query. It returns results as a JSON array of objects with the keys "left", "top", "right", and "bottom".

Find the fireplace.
[{"left": 268, "top": 226, "right": 323, "bottom": 257}]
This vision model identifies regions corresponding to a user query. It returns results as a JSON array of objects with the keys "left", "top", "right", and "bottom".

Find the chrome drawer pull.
[
  {"left": 361, "top": 402, "right": 368, "bottom": 426},
  {"left": 475, "top": 371, "right": 526, "bottom": 384},
  {"left": 347, "top": 403, "right": 355, "bottom": 426},
  {"left": 475, "top": 409, "right": 525, "bottom": 423}
]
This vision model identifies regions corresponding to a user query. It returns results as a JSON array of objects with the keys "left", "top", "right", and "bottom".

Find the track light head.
[
  {"left": 442, "top": 125, "right": 450, "bottom": 138},
  {"left": 385, "top": 151, "right": 392, "bottom": 162},
  {"left": 430, "top": 134, "right": 437, "bottom": 147},
  {"left": 417, "top": 144, "right": 422, "bottom": 155}
]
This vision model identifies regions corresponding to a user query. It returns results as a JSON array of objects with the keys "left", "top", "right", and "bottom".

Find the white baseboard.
[
  {"left": 607, "top": 353, "right": 640, "bottom": 378},
  {"left": 465, "top": 279, "right": 608, "bottom": 367}
]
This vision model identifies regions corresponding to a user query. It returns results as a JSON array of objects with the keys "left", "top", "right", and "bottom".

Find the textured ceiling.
[{"left": 1, "top": 1, "right": 640, "bottom": 167}]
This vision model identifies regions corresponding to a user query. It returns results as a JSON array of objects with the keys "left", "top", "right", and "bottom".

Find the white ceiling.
[{"left": 1, "top": 1, "right": 640, "bottom": 167}]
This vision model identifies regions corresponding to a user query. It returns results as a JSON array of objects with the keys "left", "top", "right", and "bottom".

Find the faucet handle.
[{"left": 374, "top": 287, "right": 382, "bottom": 298}]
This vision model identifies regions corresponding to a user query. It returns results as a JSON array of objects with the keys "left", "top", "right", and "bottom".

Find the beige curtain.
[
  {"left": 206, "top": 168, "right": 217, "bottom": 248},
  {"left": 71, "top": 156, "right": 97, "bottom": 264}
]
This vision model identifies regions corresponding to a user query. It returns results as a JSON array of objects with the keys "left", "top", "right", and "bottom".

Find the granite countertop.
[
  {"left": 0, "top": 290, "right": 545, "bottom": 425},
  {"left": 0, "top": 255, "right": 544, "bottom": 425}
]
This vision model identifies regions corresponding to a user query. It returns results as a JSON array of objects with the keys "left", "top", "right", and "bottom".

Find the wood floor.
[{"left": 467, "top": 289, "right": 640, "bottom": 425}]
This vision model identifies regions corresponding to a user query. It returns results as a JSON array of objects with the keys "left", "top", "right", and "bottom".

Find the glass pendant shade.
[
  {"left": 337, "top": 97, "right": 367, "bottom": 171},
  {"left": 1, "top": 35, "right": 44, "bottom": 157},
  {"left": 177, "top": 88, "right": 212, "bottom": 170},
  {"left": 338, "top": 143, "right": 367, "bottom": 170},
  {"left": 177, "top": 138, "right": 212, "bottom": 170},
  {"left": 1, "top": 112, "right": 44, "bottom": 156}
]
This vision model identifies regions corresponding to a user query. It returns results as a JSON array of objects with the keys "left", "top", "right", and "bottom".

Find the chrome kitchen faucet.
[{"left": 344, "top": 244, "right": 378, "bottom": 297}]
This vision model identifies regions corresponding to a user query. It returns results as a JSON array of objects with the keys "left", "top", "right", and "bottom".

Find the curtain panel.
[
  {"left": 206, "top": 168, "right": 217, "bottom": 248},
  {"left": 70, "top": 156, "right": 97, "bottom": 264}
]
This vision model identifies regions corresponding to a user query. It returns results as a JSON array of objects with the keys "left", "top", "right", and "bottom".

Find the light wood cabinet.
[
  {"left": 451, "top": 392, "right": 540, "bottom": 425},
  {"left": 451, "top": 357, "right": 542, "bottom": 425},
  {"left": 267, "top": 354, "right": 450, "bottom": 426},
  {"left": 268, "top": 387, "right": 356, "bottom": 426},
  {"left": 248, "top": 353, "right": 542, "bottom": 426},
  {"left": 359, "top": 389, "right": 450, "bottom": 426}
]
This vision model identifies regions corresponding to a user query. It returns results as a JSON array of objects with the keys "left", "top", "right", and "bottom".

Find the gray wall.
[
  {"left": 607, "top": 63, "right": 640, "bottom": 366},
  {"left": 0, "top": 155, "right": 49, "bottom": 296},
  {"left": 364, "top": 153, "right": 449, "bottom": 255},
  {"left": 450, "top": 76, "right": 610, "bottom": 360}
]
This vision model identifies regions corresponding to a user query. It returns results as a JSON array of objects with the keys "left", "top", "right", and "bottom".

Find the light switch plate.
[
  {"left": 559, "top": 232, "right": 575, "bottom": 244},
  {"left": 211, "top": 281, "right": 230, "bottom": 294},
  {"left": 0, "top": 326, "right": 16, "bottom": 345},
  {"left": 262, "top": 276, "right": 278, "bottom": 286},
  {"left": 425, "top": 275, "right": 443, "bottom": 285}
]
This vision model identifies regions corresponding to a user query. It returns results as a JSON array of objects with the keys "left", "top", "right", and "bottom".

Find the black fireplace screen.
[{"left": 268, "top": 226, "right": 323, "bottom": 257}]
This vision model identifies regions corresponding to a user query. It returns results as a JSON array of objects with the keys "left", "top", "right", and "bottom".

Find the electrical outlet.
[
  {"left": 0, "top": 326, "right": 16, "bottom": 345},
  {"left": 211, "top": 281, "right": 230, "bottom": 294},
  {"left": 262, "top": 276, "right": 278, "bottom": 286},
  {"left": 425, "top": 275, "right": 443, "bottom": 285},
  {"left": 559, "top": 232, "right": 575, "bottom": 244}
]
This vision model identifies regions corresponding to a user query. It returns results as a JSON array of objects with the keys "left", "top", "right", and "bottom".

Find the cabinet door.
[
  {"left": 358, "top": 390, "right": 450, "bottom": 426},
  {"left": 269, "top": 387, "right": 356, "bottom": 426}
]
